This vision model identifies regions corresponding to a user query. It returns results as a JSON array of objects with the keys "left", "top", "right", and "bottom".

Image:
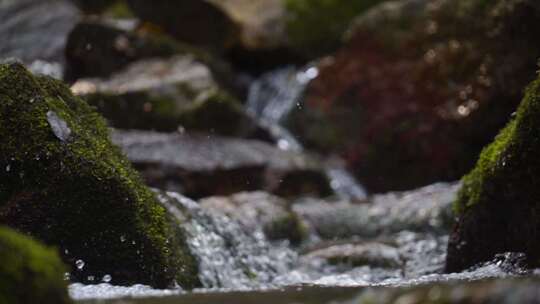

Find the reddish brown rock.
[{"left": 288, "top": 0, "right": 540, "bottom": 192}]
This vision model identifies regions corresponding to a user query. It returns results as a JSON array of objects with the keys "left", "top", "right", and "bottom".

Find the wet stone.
[{"left": 112, "top": 130, "right": 332, "bottom": 199}]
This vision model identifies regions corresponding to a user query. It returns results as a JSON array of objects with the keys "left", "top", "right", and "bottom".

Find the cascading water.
[
  {"left": 246, "top": 65, "right": 367, "bottom": 201},
  {"left": 69, "top": 183, "right": 530, "bottom": 301},
  {"left": 158, "top": 191, "right": 297, "bottom": 290}
]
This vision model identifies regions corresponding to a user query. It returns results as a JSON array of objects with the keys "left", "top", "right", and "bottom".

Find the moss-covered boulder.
[
  {"left": 289, "top": 0, "right": 540, "bottom": 192},
  {"left": 0, "top": 226, "right": 71, "bottom": 304},
  {"left": 445, "top": 75, "right": 540, "bottom": 272},
  {"left": 0, "top": 62, "right": 199, "bottom": 288},
  {"left": 284, "top": 0, "right": 385, "bottom": 57},
  {"left": 126, "top": 0, "right": 239, "bottom": 53}
]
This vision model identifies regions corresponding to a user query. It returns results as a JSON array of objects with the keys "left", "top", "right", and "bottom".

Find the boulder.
[
  {"left": 126, "top": 0, "right": 239, "bottom": 53},
  {"left": 446, "top": 75, "right": 540, "bottom": 272},
  {"left": 72, "top": 55, "right": 261, "bottom": 137},
  {"left": 289, "top": 0, "right": 540, "bottom": 192},
  {"left": 200, "top": 192, "right": 306, "bottom": 244},
  {"left": 112, "top": 130, "right": 333, "bottom": 199},
  {"left": 0, "top": 226, "right": 71, "bottom": 304},
  {"left": 0, "top": 63, "right": 199, "bottom": 288},
  {"left": 294, "top": 182, "right": 458, "bottom": 240}
]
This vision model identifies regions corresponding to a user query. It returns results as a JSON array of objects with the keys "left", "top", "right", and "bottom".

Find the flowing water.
[{"left": 70, "top": 67, "right": 531, "bottom": 302}]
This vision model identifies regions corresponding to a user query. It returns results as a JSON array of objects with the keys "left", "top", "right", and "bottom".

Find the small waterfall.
[
  {"left": 158, "top": 191, "right": 297, "bottom": 290},
  {"left": 246, "top": 65, "right": 367, "bottom": 200}
]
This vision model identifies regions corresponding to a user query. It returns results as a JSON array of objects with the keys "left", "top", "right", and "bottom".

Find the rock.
[
  {"left": 0, "top": 63, "right": 199, "bottom": 288},
  {"left": 0, "top": 226, "right": 71, "bottom": 304},
  {"left": 305, "top": 242, "right": 402, "bottom": 269},
  {"left": 126, "top": 0, "right": 239, "bottom": 53},
  {"left": 200, "top": 192, "right": 306, "bottom": 244},
  {"left": 65, "top": 20, "right": 187, "bottom": 80},
  {"left": 446, "top": 75, "right": 540, "bottom": 272},
  {"left": 284, "top": 0, "right": 383, "bottom": 57},
  {"left": 210, "top": 0, "right": 286, "bottom": 51},
  {"left": 0, "top": 0, "right": 79, "bottom": 71},
  {"left": 207, "top": 0, "right": 306, "bottom": 73},
  {"left": 293, "top": 182, "right": 458, "bottom": 240},
  {"left": 72, "top": 55, "right": 261, "bottom": 137},
  {"left": 112, "top": 130, "right": 333, "bottom": 199},
  {"left": 290, "top": 0, "right": 540, "bottom": 192}
]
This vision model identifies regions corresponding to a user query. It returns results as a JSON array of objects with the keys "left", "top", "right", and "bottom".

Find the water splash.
[{"left": 158, "top": 191, "right": 297, "bottom": 289}]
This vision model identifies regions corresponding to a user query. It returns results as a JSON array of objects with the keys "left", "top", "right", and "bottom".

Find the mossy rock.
[
  {"left": 284, "top": 0, "right": 385, "bottom": 57},
  {"left": 0, "top": 62, "right": 199, "bottom": 288},
  {"left": 73, "top": 55, "right": 261, "bottom": 137},
  {"left": 0, "top": 226, "right": 71, "bottom": 304},
  {"left": 446, "top": 74, "right": 540, "bottom": 272},
  {"left": 291, "top": 0, "right": 540, "bottom": 192}
]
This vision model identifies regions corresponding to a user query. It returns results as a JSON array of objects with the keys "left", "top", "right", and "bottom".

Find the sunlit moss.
[{"left": 454, "top": 75, "right": 540, "bottom": 214}]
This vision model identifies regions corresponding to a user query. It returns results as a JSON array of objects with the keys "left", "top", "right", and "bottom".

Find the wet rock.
[
  {"left": 305, "top": 242, "right": 402, "bottom": 269},
  {"left": 293, "top": 182, "right": 458, "bottom": 240},
  {"left": 284, "top": 0, "right": 383, "bottom": 57},
  {"left": 126, "top": 0, "right": 239, "bottom": 53},
  {"left": 0, "top": 63, "right": 198, "bottom": 288},
  {"left": 446, "top": 75, "right": 540, "bottom": 272},
  {"left": 112, "top": 130, "right": 332, "bottom": 199},
  {"left": 65, "top": 20, "right": 190, "bottom": 80},
  {"left": 290, "top": 0, "right": 540, "bottom": 192},
  {"left": 0, "top": 226, "right": 71, "bottom": 304},
  {"left": 0, "top": 0, "right": 79, "bottom": 70},
  {"left": 200, "top": 192, "right": 306, "bottom": 244},
  {"left": 73, "top": 55, "right": 261, "bottom": 137}
]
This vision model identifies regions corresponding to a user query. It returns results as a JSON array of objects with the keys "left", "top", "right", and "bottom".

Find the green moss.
[
  {"left": 454, "top": 75, "right": 540, "bottom": 214},
  {"left": 0, "top": 226, "right": 71, "bottom": 304},
  {"left": 0, "top": 62, "right": 199, "bottom": 288},
  {"left": 284, "top": 0, "right": 385, "bottom": 57}
]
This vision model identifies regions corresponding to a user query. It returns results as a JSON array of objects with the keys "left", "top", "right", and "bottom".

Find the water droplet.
[
  {"left": 64, "top": 272, "right": 71, "bottom": 281},
  {"left": 75, "top": 259, "right": 85, "bottom": 270},
  {"left": 102, "top": 274, "right": 112, "bottom": 283},
  {"left": 64, "top": 249, "right": 69, "bottom": 255},
  {"left": 120, "top": 235, "right": 126, "bottom": 242},
  {"left": 5, "top": 165, "right": 10, "bottom": 172}
]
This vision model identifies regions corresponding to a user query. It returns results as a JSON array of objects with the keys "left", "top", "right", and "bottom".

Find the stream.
[{"left": 68, "top": 67, "right": 534, "bottom": 303}]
